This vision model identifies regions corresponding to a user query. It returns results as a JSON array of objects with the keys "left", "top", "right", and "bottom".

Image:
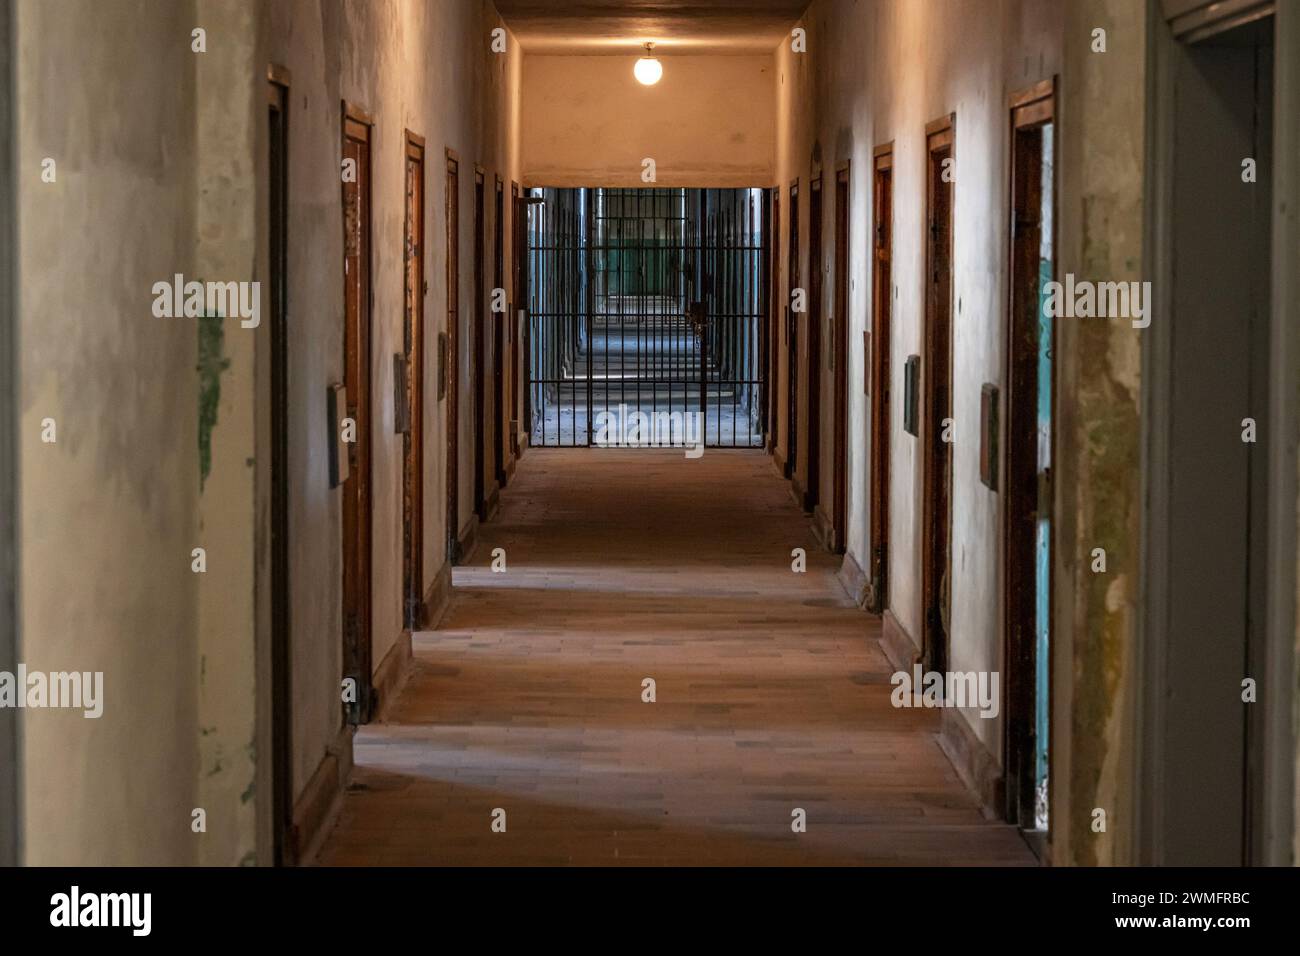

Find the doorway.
[
  {"left": 785, "top": 181, "right": 799, "bottom": 479},
  {"left": 402, "top": 132, "right": 426, "bottom": 630},
  {"left": 341, "top": 102, "right": 374, "bottom": 723},
  {"left": 868, "top": 145, "right": 893, "bottom": 614},
  {"left": 922, "top": 115, "right": 954, "bottom": 674},
  {"left": 1003, "top": 82, "right": 1055, "bottom": 846},
  {"left": 473, "top": 169, "right": 487, "bottom": 518},
  {"left": 829, "top": 165, "right": 850, "bottom": 553},
  {"left": 510, "top": 181, "right": 523, "bottom": 462},
  {"left": 1143, "top": 12, "right": 1277, "bottom": 865},
  {"left": 803, "top": 177, "right": 823, "bottom": 514},
  {"left": 444, "top": 150, "right": 460, "bottom": 562},
  {"left": 493, "top": 176, "right": 506, "bottom": 489},
  {"left": 767, "top": 189, "right": 780, "bottom": 453}
]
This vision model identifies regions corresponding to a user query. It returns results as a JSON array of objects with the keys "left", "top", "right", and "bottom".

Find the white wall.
[{"left": 775, "top": 0, "right": 1064, "bottom": 760}]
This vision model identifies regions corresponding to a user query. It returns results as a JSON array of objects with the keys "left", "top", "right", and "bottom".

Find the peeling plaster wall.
[
  {"left": 195, "top": 0, "right": 261, "bottom": 867},
  {"left": 1054, "top": 0, "right": 1143, "bottom": 868},
  {"left": 265, "top": 0, "right": 522, "bottom": 821},
  {"left": 521, "top": 54, "right": 775, "bottom": 187},
  {"left": 16, "top": 0, "right": 201, "bottom": 865},
  {"left": 775, "top": 0, "right": 1063, "bottom": 765}
]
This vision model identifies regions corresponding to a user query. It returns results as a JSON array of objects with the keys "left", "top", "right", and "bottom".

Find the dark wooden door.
[
  {"left": 510, "top": 182, "right": 523, "bottom": 460},
  {"left": 785, "top": 182, "right": 799, "bottom": 480},
  {"left": 342, "top": 105, "right": 374, "bottom": 722},
  {"left": 403, "top": 133, "right": 426, "bottom": 628},
  {"left": 1004, "top": 85, "right": 1055, "bottom": 840},
  {"left": 445, "top": 151, "right": 460, "bottom": 561},
  {"left": 869, "top": 147, "right": 894, "bottom": 613},
  {"left": 493, "top": 176, "right": 506, "bottom": 487},
  {"left": 473, "top": 170, "right": 486, "bottom": 518},
  {"left": 804, "top": 177, "right": 823, "bottom": 514},
  {"left": 831, "top": 166, "right": 850, "bottom": 551},
  {"left": 267, "top": 72, "right": 293, "bottom": 862},
  {"left": 922, "top": 117, "right": 954, "bottom": 674}
]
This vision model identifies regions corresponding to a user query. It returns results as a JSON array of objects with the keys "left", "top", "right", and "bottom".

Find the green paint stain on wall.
[{"left": 198, "top": 312, "right": 230, "bottom": 490}]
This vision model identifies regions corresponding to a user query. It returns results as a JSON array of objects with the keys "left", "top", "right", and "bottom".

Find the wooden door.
[
  {"left": 445, "top": 151, "right": 460, "bottom": 561},
  {"left": 267, "top": 69, "right": 293, "bottom": 862},
  {"left": 493, "top": 176, "right": 506, "bottom": 487},
  {"left": 473, "top": 170, "right": 486, "bottom": 518},
  {"left": 868, "top": 146, "right": 894, "bottom": 613},
  {"left": 922, "top": 116, "right": 955, "bottom": 673},
  {"left": 403, "top": 132, "right": 425, "bottom": 628},
  {"left": 342, "top": 104, "right": 374, "bottom": 722},
  {"left": 831, "top": 166, "right": 850, "bottom": 552},
  {"left": 785, "top": 182, "right": 799, "bottom": 480},
  {"left": 804, "top": 176, "right": 823, "bottom": 514}
]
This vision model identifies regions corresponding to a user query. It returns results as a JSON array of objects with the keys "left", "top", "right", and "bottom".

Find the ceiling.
[{"left": 494, "top": 0, "right": 810, "bottom": 54}]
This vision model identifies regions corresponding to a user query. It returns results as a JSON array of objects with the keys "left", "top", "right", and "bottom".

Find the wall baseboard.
[
  {"left": 837, "top": 550, "right": 870, "bottom": 608},
  {"left": 482, "top": 484, "right": 501, "bottom": 523},
  {"left": 422, "top": 560, "right": 454, "bottom": 630},
  {"left": 457, "top": 512, "right": 479, "bottom": 563},
  {"left": 937, "top": 706, "right": 1004, "bottom": 820},
  {"left": 879, "top": 608, "right": 920, "bottom": 672},
  {"left": 291, "top": 722, "right": 354, "bottom": 866},
  {"left": 370, "top": 628, "right": 412, "bottom": 724}
]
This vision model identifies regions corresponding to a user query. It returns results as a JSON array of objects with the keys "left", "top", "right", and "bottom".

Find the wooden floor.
[{"left": 317, "top": 449, "right": 1034, "bottom": 866}]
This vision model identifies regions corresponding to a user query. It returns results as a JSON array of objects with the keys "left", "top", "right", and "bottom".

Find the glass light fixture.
[{"left": 634, "top": 43, "right": 663, "bottom": 86}]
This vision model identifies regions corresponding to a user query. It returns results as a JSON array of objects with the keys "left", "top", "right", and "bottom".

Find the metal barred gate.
[{"left": 525, "top": 187, "right": 769, "bottom": 448}]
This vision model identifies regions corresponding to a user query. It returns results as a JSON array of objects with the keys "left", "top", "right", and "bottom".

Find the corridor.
[{"left": 318, "top": 450, "right": 1031, "bottom": 865}]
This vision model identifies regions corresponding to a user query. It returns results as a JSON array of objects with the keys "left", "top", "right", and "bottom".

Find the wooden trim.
[
  {"left": 421, "top": 560, "right": 454, "bottom": 630},
  {"left": 370, "top": 630, "right": 413, "bottom": 723},
  {"left": 457, "top": 512, "right": 480, "bottom": 564},
  {"left": 267, "top": 62, "right": 291, "bottom": 88},
  {"left": 925, "top": 111, "right": 955, "bottom": 136},
  {"left": 405, "top": 129, "right": 426, "bottom": 150},
  {"left": 938, "top": 708, "right": 1005, "bottom": 820},
  {"left": 342, "top": 99, "right": 373, "bottom": 127},
  {"left": 879, "top": 609, "right": 921, "bottom": 672},
  {"left": 872, "top": 140, "right": 894, "bottom": 158},
  {"left": 1009, "top": 77, "right": 1054, "bottom": 109},
  {"left": 474, "top": 162, "right": 487, "bottom": 178},
  {"left": 835, "top": 159, "right": 851, "bottom": 174},
  {"left": 291, "top": 724, "right": 354, "bottom": 866},
  {"left": 445, "top": 146, "right": 461, "bottom": 163}
]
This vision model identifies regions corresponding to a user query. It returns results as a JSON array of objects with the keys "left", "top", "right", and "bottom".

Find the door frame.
[
  {"left": 402, "top": 131, "right": 426, "bottom": 629},
  {"left": 767, "top": 189, "right": 781, "bottom": 454},
  {"left": 1140, "top": 11, "right": 1298, "bottom": 865},
  {"left": 266, "top": 65, "right": 294, "bottom": 863},
  {"left": 804, "top": 175, "right": 823, "bottom": 514},
  {"left": 341, "top": 101, "right": 374, "bottom": 723},
  {"left": 830, "top": 163, "right": 851, "bottom": 552},
  {"left": 473, "top": 167, "right": 487, "bottom": 519},
  {"left": 510, "top": 181, "right": 523, "bottom": 461},
  {"left": 868, "top": 143, "right": 894, "bottom": 613},
  {"left": 921, "top": 113, "right": 955, "bottom": 674},
  {"left": 445, "top": 148, "right": 461, "bottom": 562},
  {"left": 785, "top": 179, "right": 800, "bottom": 480},
  {"left": 493, "top": 174, "right": 506, "bottom": 488},
  {"left": 1002, "top": 80, "right": 1056, "bottom": 847}
]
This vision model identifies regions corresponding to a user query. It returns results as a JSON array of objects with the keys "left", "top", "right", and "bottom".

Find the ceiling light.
[{"left": 634, "top": 43, "right": 662, "bottom": 86}]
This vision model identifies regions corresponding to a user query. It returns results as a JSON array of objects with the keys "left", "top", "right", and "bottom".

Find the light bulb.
[{"left": 634, "top": 45, "right": 662, "bottom": 85}]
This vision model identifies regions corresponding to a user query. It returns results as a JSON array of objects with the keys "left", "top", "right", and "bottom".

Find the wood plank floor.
[{"left": 317, "top": 449, "right": 1034, "bottom": 866}]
